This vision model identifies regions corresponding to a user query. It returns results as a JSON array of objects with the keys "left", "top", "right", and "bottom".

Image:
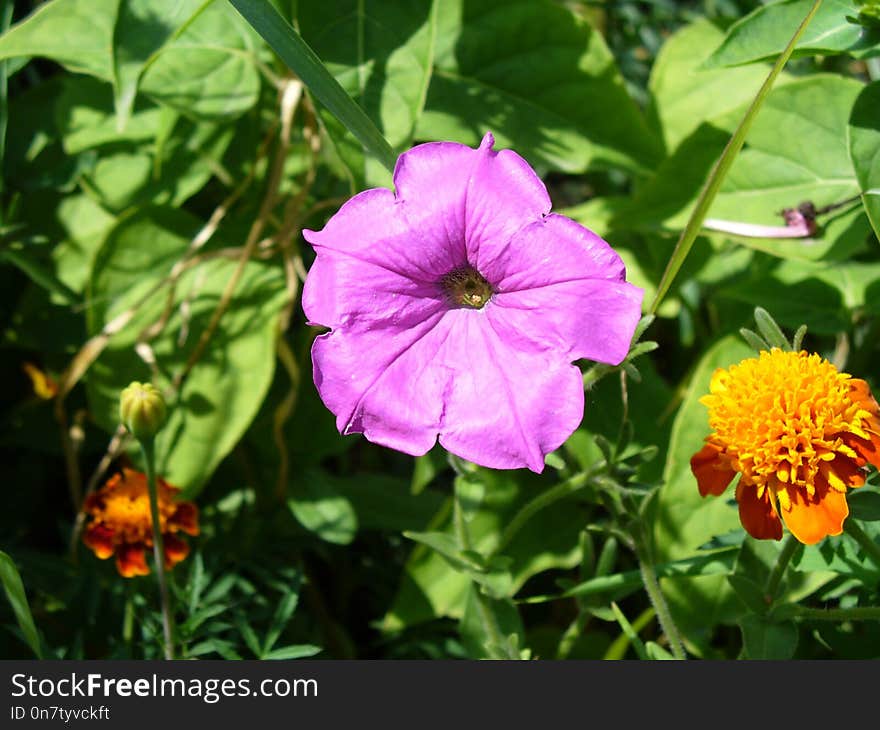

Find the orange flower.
[
  {"left": 691, "top": 349, "right": 880, "bottom": 545},
  {"left": 82, "top": 468, "right": 199, "bottom": 577}
]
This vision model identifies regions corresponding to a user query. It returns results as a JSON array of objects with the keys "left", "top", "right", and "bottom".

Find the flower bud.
[{"left": 119, "top": 382, "right": 166, "bottom": 440}]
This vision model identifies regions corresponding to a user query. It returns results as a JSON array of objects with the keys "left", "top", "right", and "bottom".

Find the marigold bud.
[{"left": 120, "top": 382, "right": 166, "bottom": 440}]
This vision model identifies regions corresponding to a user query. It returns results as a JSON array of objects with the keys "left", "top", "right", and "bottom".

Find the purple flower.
[{"left": 302, "top": 133, "right": 643, "bottom": 473}]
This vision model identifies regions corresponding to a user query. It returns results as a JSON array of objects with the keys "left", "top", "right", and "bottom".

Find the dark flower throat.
[{"left": 440, "top": 265, "right": 494, "bottom": 309}]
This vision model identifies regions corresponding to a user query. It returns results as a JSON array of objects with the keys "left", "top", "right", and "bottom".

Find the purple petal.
[
  {"left": 310, "top": 310, "right": 451, "bottom": 456},
  {"left": 393, "top": 133, "right": 551, "bottom": 270},
  {"left": 481, "top": 213, "right": 628, "bottom": 292},
  {"left": 437, "top": 310, "right": 585, "bottom": 473},
  {"left": 490, "top": 279, "right": 644, "bottom": 366},
  {"left": 303, "top": 188, "right": 454, "bottom": 285},
  {"left": 302, "top": 188, "right": 447, "bottom": 329}
]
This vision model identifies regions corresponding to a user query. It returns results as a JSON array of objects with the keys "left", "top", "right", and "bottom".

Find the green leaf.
[
  {"left": 111, "top": 0, "right": 207, "bottom": 126},
  {"left": 139, "top": 1, "right": 261, "bottom": 119},
  {"left": 609, "top": 602, "right": 649, "bottom": 660},
  {"left": 705, "top": 0, "right": 880, "bottom": 69},
  {"left": 288, "top": 470, "right": 358, "bottom": 545},
  {"left": 753, "top": 307, "right": 791, "bottom": 350},
  {"left": 0, "top": 551, "right": 42, "bottom": 658},
  {"left": 402, "top": 531, "right": 481, "bottom": 572},
  {"left": 455, "top": 474, "right": 486, "bottom": 521},
  {"left": 86, "top": 207, "right": 287, "bottom": 494},
  {"left": 229, "top": 0, "right": 396, "bottom": 171},
  {"left": 328, "top": 470, "right": 445, "bottom": 533},
  {"left": 0, "top": 0, "right": 260, "bottom": 122},
  {"left": 793, "top": 521, "right": 880, "bottom": 582},
  {"left": 262, "top": 574, "right": 302, "bottom": 654},
  {"left": 718, "top": 258, "right": 880, "bottom": 335},
  {"left": 645, "top": 641, "right": 676, "bottom": 660},
  {"left": 627, "top": 76, "right": 868, "bottom": 263},
  {"left": 262, "top": 644, "right": 322, "bottom": 660},
  {"left": 848, "top": 80, "right": 880, "bottom": 241},
  {"left": 458, "top": 584, "right": 523, "bottom": 659},
  {"left": 849, "top": 490, "right": 880, "bottom": 521},
  {"left": 651, "top": 336, "right": 753, "bottom": 649},
  {"left": 727, "top": 574, "right": 770, "bottom": 615},
  {"left": 416, "top": 0, "right": 662, "bottom": 174},
  {"left": 648, "top": 17, "right": 785, "bottom": 153},
  {"left": 55, "top": 76, "right": 162, "bottom": 154},
  {"left": 52, "top": 194, "right": 117, "bottom": 297},
  {"left": 0, "top": 0, "right": 119, "bottom": 79},
  {"left": 738, "top": 615, "right": 799, "bottom": 659},
  {"left": 297, "top": 0, "right": 437, "bottom": 157},
  {"left": 384, "top": 468, "right": 582, "bottom": 631}
]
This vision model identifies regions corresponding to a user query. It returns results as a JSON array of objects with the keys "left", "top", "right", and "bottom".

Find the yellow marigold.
[
  {"left": 691, "top": 349, "right": 880, "bottom": 545},
  {"left": 82, "top": 468, "right": 199, "bottom": 577}
]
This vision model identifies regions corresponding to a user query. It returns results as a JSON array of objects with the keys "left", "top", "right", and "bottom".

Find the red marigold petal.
[
  {"left": 819, "top": 455, "right": 866, "bottom": 491},
  {"left": 780, "top": 480, "right": 849, "bottom": 545},
  {"left": 849, "top": 379, "right": 880, "bottom": 414},
  {"left": 163, "top": 534, "right": 189, "bottom": 569},
  {"left": 848, "top": 429, "right": 880, "bottom": 471},
  {"left": 735, "top": 480, "right": 783, "bottom": 541},
  {"left": 83, "top": 524, "right": 115, "bottom": 559},
  {"left": 116, "top": 544, "right": 150, "bottom": 578},
  {"left": 83, "top": 493, "right": 104, "bottom": 513},
  {"left": 691, "top": 443, "right": 737, "bottom": 497},
  {"left": 170, "top": 502, "right": 199, "bottom": 536}
]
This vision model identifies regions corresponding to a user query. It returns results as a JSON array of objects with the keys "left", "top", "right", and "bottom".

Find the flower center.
[
  {"left": 702, "top": 349, "right": 867, "bottom": 496},
  {"left": 440, "top": 265, "right": 493, "bottom": 309}
]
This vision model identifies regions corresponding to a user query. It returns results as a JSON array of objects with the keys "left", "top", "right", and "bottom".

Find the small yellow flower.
[
  {"left": 82, "top": 469, "right": 199, "bottom": 577},
  {"left": 691, "top": 349, "right": 880, "bottom": 545}
]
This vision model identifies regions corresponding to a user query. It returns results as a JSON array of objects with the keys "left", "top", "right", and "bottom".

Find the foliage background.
[{"left": 2, "top": 0, "right": 880, "bottom": 660}]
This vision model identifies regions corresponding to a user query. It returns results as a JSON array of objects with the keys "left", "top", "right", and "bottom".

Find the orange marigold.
[
  {"left": 691, "top": 349, "right": 880, "bottom": 545},
  {"left": 82, "top": 468, "right": 199, "bottom": 577}
]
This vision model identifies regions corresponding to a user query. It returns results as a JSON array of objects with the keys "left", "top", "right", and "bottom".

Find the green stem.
[
  {"left": 122, "top": 587, "right": 134, "bottom": 647},
  {"left": 844, "top": 520, "right": 880, "bottom": 572},
  {"left": 452, "top": 489, "right": 511, "bottom": 660},
  {"left": 775, "top": 605, "right": 880, "bottom": 622},
  {"left": 649, "top": 0, "right": 825, "bottom": 314},
  {"left": 491, "top": 468, "right": 600, "bottom": 558},
  {"left": 140, "top": 440, "right": 175, "bottom": 660},
  {"left": 637, "top": 554, "right": 687, "bottom": 660},
  {"left": 228, "top": 0, "right": 396, "bottom": 171},
  {"left": 764, "top": 535, "right": 799, "bottom": 601}
]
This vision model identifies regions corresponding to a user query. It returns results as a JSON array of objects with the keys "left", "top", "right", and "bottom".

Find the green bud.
[{"left": 120, "top": 381, "right": 167, "bottom": 440}]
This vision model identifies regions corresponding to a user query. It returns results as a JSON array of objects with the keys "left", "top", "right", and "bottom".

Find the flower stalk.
[
  {"left": 140, "top": 438, "right": 175, "bottom": 660},
  {"left": 764, "top": 535, "right": 799, "bottom": 602},
  {"left": 119, "top": 381, "right": 175, "bottom": 659},
  {"left": 452, "top": 486, "right": 515, "bottom": 660}
]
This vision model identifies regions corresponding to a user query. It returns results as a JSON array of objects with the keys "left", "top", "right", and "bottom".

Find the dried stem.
[{"left": 173, "top": 79, "right": 303, "bottom": 389}]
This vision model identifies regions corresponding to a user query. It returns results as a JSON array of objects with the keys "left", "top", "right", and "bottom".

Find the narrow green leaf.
[
  {"left": 228, "top": 0, "right": 395, "bottom": 171},
  {"left": 739, "top": 328, "right": 771, "bottom": 352},
  {"left": 262, "top": 644, "right": 322, "bottom": 660},
  {"left": 739, "top": 615, "right": 799, "bottom": 659},
  {"left": 1, "top": 246, "right": 80, "bottom": 304},
  {"left": 649, "top": 0, "right": 826, "bottom": 313},
  {"left": 848, "top": 80, "right": 880, "bottom": 240},
  {"left": 0, "top": 552, "right": 42, "bottom": 658},
  {"left": 753, "top": 307, "right": 791, "bottom": 350},
  {"left": 263, "top": 582, "right": 300, "bottom": 655},
  {"left": 704, "top": 0, "right": 880, "bottom": 69},
  {"left": 0, "top": 0, "right": 13, "bottom": 193},
  {"left": 610, "top": 602, "right": 649, "bottom": 660}
]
